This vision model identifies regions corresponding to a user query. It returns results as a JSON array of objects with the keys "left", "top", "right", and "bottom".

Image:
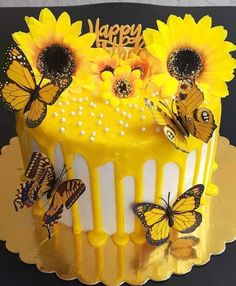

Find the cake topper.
[
  {"left": 88, "top": 18, "right": 144, "bottom": 58},
  {"left": 133, "top": 184, "right": 204, "bottom": 246},
  {"left": 145, "top": 81, "right": 217, "bottom": 152},
  {"left": 0, "top": 44, "right": 72, "bottom": 128},
  {"left": 14, "top": 152, "right": 86, "bottom": 239}
]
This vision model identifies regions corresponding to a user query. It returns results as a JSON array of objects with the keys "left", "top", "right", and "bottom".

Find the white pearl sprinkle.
[
  {"left": 104, "top": 127, "right": 109, "bottom": 132},
  {"left": 119, "top": 120, "right": 124, "bottom": 125},
  {"left": 58, "top": 101, "right": 62, "bottom": 106},
  {"left": 78, "top": 106, "right": 83, "bottom": 111},
  {"left": 115, "top": 107, "right": 120, "bottom": 112},
  {"left": 90, "top": 112, "right": 95, "bottom": 116},
  {"left": 65, "top": 101, "right": 70, "bottom": 106},
  {"left": 84, "top": 97, "right": 89, "bottom": 101},
  {"left": 97, "top": 120, "right": 102, "bottom": 125},
  {"left": 78, "top": 111, "right": 83, "bottom": 116},
  {"left": 78, "top": 98, "right": 83, "bottom": 103},
  {"left": 80, "top": 130, "right": 85, "bottom": 136},
  {"left": 141, "top": 115, "right": 146, "bottom": 121},
  {"left": 133, "top": 104, "right": 138, "bottom": 109},
  {"left": 61, "top": 117, "right": 66, "bottom": 123},
  {"left": 90, "top": 101, "right": 96, "bottom": 108},
  {"left": 70, "top": 111, "right": 76, "bottom": 116},
  {"left": 124, "top": 123, "right": 129, "bottom": 128},
  {"left": 140, "top": 107, "right": 145, "bottom": 112},
  {"left": 119, "top": 130, "right": 125, "bottom": 136},
  {"left": 121, "top": 111, "right": 127, "bottom": 116},
  {"left": 77, "top": 121, "right": 82, "bottom": 126},
  {"left": 128, "top": 103, "right": 133, "bottom": 108},
  {"left": 72, "top": 97, "right": 76, "bottom": 102},
  {"left": 60, "top": 127, "right": 65, "bottom": 133},
  {"left": 61, "top": 108, "right": 65, "bottom": 113},
  {"left": 91, "top": 131, "right": 96, "bottom": 136},
  {"left": 90, "top": 136, "right": 95, "bottom": 141},
  {"left": 105, "top": 99, "right": 110, "bottom": 105},
  {"left": 99, "top": 113, "right": 104, "bottom": 118},
  {"left": 141, "top": 126, "right": 146, "bottom": 132},
  {"left": 155, "top": 127, "right": 161, "bottom": 133},
  {"left": 127, "top": 113, "right": 132, "bottom": 119},
  {"left": 53, "top": 112, "right": 58, "bottom": 117}
]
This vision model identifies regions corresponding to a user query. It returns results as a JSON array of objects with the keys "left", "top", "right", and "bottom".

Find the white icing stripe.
[
  {"left": 143, "top": 160, "right": 156, "bottom": 202},
  {"left": 73, "top": 154, "right": 93, "bottom": 231},
  {"left": 184, "top": 150, "right": 196, "bottom": 190},
  {"left": 197, "top": 143, "right": 208, "bottom": 183},
  {"left": 123, "top": 176, "right": 135, "bottom": 233},
  {"left": 162, "top": 163, "right": 179, "bottom": 205},
  {"left": 205, "top": 133, "right": 216, "bottom": 184},
  {"left": 98, "top": 162, "right": 116, "bottom": 234}
]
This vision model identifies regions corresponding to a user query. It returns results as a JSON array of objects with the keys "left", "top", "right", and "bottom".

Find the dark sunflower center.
[
  {"left": 101, "top": 65, "right": 115, "bottom": 74},
  {"left": 167, "top": 48, "right": 203, "bottom": 80},
  {"left": 37, "top": 44, "right": 76, "bottom": 79},
  {"left": 113, "top": 79, "right": 132, "bottom": 98}
]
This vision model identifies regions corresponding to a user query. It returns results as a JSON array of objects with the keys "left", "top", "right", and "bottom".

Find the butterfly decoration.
[
  {"left": 14, "top": 152, "right": 86, "bottom": 239},
  {"left": 133, "top": 184, "right": 204, "bottom": 246},
  {"left": 145, "top": 80, "right": 217, "bottom": 152},
  {"left": 0, "top": 44, "right": 72, "bottom": 128}
]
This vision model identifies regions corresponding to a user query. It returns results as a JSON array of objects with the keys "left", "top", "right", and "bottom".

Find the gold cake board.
[{"left": 0, "top": 136, "right": 236, "bottom": 285}]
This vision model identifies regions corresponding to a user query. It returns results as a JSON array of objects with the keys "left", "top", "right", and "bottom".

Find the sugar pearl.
[
  {"left": 84, "top": 97, "right": 89, "bottom": 101},
  {"left": 105, "top": 99, "right": 110, "bottom": 105},
  {"left": 90, "top": 136, "right": 95, "bottom": 141},
  {"left": 78, "top": 98, "right": 83, "bottom": 102},
  {"left": 124, "top": 123, "right": 129, "bottom": 128},
  {"left": 60, "top": 127, "right": 65, "bottom": 133},
  {"left": 115, "top": 107, "right": 120, "bottom": 112},
  {"left": 128, "top": 103, "right": 133, "bottom": 108},
  {"left": 90, "top": 112, "right": 95, "bottom": 116},
  {"left": 119, "top": 120, "right": 124, "bottom": 125},
  {"left": 121, "top": 111, "right": 127, "bottom": 116},
  {"left": 78, "top": 111, "right": 83, "bottom": 116},
  {"left": 91, "top": 131, "right": 96, "bottom": 136},
  {"left": 53, "top": 112, "right": 58, "bottom": 117},
  {"left": 72, "top": 97, "right": 76, "bottom": 102},
  {"left": 140, "top": 107, "right": 145, "bottom": 112},
  {"left": 140, "top": 126, "right": 146, "bottom": 132},
  {"left": 141, "top": 115, "right": 146, "bottom": 121},
  {"left": 97, "top": 120, "right": 102, "bottom": 125},
  {"left": 78, "top": 106, "right": 83, "bottom": 111},
  {"left": 99, "top": 113, "right": 104, "bottom": 118},
  {"left": 127, "top": 113, "right": 132, "bottom": 119},
  {"left": 61, "top": 108, "right": 65, "bottom": 113},
  {"left": 77, "top": 121, "right": 82, "bottom": 126},
  {"left": 70, "top": 111, "right": 76, "bottom": 116},
  {"left": 61, "top": 117, "right": 66, "bottom": 123},
  {"left": 58, "top": 101, "right": 62, "bottom": 106},
  {"left": 119, "top": 130, "right": 125, "bottom": 136},
  {"left": 65, "top": 101, "right": 70, "bottom": 106},
  {"left": 80, "top": 130, "right": 85, "bottom": 136},
  {"left": 133, "top": 104, "right": 138, "bottom": 108},
  {"left": 104, "top": 127, "right": 109, "bottom": 132}
]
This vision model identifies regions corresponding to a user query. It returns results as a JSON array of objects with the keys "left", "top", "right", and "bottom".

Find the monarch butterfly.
[
  {"left": 133, "top": 184, "right": 204, "bottom": 246},
  {"left": 14, "top": 152, "right": 86, "bottom": 238},
  {"left": 0, "top": 44, "right": 72, "bottom": 128},
  {"left": 168, "top": 236, "right": 199, "bottom": 259},
  {"left": 145, "top": 81, "right": 217, "bottom": 152}
]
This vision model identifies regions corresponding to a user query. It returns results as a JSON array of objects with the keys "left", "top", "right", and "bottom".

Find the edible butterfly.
[
  {"left": 133, "top": 184, "right": 204, "bottom": 246},
  {"left": 14, "top": 152, "right": 86, "bottom": 238},
  {"left": 145, "top": 80, "right": 217, "bottom": 152},
  {"left": 0, "top": 44, "right": 72, "bottom": 128}
]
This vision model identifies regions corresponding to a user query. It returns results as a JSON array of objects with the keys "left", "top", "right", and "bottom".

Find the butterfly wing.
[
  {"left": 38, "top": 77, "right": 72, "bottom": 106},
  {"left": 133, "top": 203, "right": 170, "bottom": 246},
  {"left": 170, "top": 236, "right": 199, "bottom": 259},
  {"left": 171, "top": 184, "right": 204, "bottom": 233},
  {"left": 145, "top": 98, "right": 189, "bottom": 153},
  {"left": 42, "top": 179, "right": 86, "bottom": 238},
  {"left": 0, "top": 44, "right": 36, "bottom": 111},
  {"left": 26, "top": 99, "right": 47, "bottom": 128},
  {"left": 176, "top": 82, "right": 216, "bottom": 143}
]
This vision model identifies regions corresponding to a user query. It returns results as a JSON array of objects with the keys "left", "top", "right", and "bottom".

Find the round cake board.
[{"left": 0, "top": 136, "right": 235, "bottom": 285}]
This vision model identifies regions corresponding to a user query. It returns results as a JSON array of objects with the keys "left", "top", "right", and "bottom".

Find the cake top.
[{"left": 1, "top": 8, "right": 236, "bottom": 155}]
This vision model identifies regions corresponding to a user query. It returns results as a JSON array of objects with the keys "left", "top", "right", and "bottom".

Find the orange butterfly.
[{"left": 0, "top": 44, "right": 72, "bottom": 128}]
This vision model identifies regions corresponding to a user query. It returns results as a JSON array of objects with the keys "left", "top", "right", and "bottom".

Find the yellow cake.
[{"left": 10, "top": 9, "right": 236, "bottom": 247}]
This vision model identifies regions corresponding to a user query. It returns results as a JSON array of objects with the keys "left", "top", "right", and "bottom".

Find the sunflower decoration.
[
  {"left": 99, "top": 63, "right": 147, "bottom": 107},
  {"left": 143, "top": 14, "right": 236, "bottom": 99},
  {"left": 12, "top": 8, "right": 98, "bottom": 91}
]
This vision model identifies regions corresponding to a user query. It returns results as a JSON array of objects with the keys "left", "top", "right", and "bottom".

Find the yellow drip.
[{"left": 87, "top": 167, "right": 108, "bottom": 246}]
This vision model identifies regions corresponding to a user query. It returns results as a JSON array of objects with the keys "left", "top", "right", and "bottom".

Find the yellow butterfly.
[
  {"left": 133, "top": 184, "right": 204, "bottom": 246},
  {"left": 145, "top": 81, "right": 217, "bottom": 152},
  {"left": 0, "top": 44, "right": 72, "bottom": 128}
]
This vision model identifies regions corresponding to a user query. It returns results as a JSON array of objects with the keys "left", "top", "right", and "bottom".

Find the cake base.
[{"left": 0, "top": 136, "right": 236, "bottom": 285}]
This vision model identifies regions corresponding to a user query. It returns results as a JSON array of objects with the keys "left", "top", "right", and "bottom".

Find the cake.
[{"left": 1, "top": 9, "right": 236, "bottom": 248}]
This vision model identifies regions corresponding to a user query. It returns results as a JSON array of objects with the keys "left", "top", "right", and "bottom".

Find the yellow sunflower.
[
  {"left": 100, "top": 64, "right": 145, "bottom": 107},
  {"left": 12, "top": 8, "right": 97, "bottom": 90},
  {"left": 143, "top": 14, "right": 236, "bottom": 98}
]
